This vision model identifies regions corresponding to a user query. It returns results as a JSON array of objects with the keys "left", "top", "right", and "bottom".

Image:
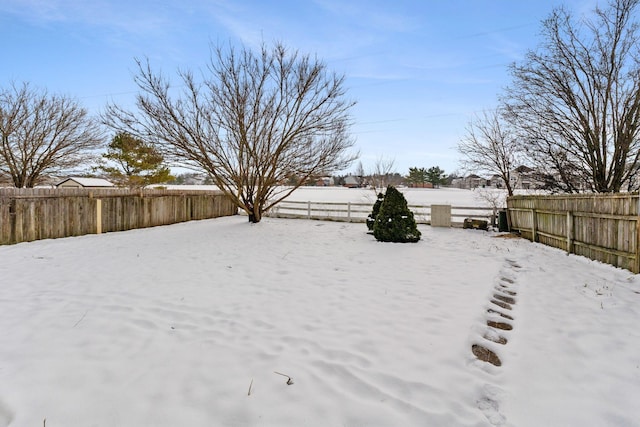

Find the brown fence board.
[
  {"left": 0, "top": 188, "right": 237, "bottom": 245},
  {"left": 507, "top": 193, "right": 639, "bottom": 273}
]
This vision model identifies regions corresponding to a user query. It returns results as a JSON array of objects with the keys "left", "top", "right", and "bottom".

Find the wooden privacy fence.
[
  {"left": 0, "top": 188, "right": 237, "bottom": 245},
  {"left": 507, "top": 193, "right": 640, "bottom": 273},
  {"left": 266, "top": 200, "right": 495, "bottom": 226}
]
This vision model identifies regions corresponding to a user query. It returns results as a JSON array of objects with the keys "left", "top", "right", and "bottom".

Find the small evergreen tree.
[
  {"left": 373, "top": 186, "right": 421, "bottom": 243},
  {"left": 366, "top": 192, "right": 385, "bottom": 231},
  {"left": 426, "top": 166, "right": 447, "bottom": 188},
  {"left": 406, "top": 167, "right": 428, "bottom": 186},
  {"left": 96, "top": 133, "right": 173, "bottom": 188}
]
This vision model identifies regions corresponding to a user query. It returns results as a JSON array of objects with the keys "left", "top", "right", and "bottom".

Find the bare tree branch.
[
  {"left": 370, "top": 156, "right": 396, "bottom": 190},
  {"left": 0, "top": 82, "right": 104, "bottom": 187},
  {"left": 503, "top": 0, "right": 640, "bottom": 193},
  {"left": 458, "top": 108, "right": 521, "bottom": 196},
  {"left": 103, "top": 42, "right": 357, "bottom": 222}
]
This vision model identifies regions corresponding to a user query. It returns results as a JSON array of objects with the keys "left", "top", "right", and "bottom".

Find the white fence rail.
[{"left": 267, "top": 200, "right": 496, "bottom": 226}]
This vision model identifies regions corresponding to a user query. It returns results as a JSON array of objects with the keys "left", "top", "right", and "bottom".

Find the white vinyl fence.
[{"left": 266, "top": 200, "right": 496, "bottom": 226}]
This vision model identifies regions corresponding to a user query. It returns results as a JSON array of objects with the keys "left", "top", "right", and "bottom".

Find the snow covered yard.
[{"left": 1, "top": 215, "right": 639, "bottom": 426}]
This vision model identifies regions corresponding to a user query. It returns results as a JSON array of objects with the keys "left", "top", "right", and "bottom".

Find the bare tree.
[
  {"left": 103, "top": 42, "right": 357, "bottom": 222},
  {"left": 0, "top": 82, "right": 104, "bottom": 187},
  {"left": 458, "top": 109, "right": 520, "bottom": 196},
  {"left": 503, "top": 0, "right": 640, "bottom": 193},
  {"left": 354, "top": 161, "right": 366, "bottom": 187},
  {"left": 473, "top": 187, "right": 508, "bottom": 211},
  {"left": 370, "top": 156, "right": 396, "bottom": 189}
]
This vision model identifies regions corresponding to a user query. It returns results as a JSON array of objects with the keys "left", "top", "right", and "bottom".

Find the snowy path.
[{"left": 468, "top": 257, "right": 524, "bottom": 426}]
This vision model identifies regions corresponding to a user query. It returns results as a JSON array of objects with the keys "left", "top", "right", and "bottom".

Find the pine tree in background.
[
  {"left": 406, "top": 167, "right": 428, "bottom": 186},
  {"left": 373, "top": 186, "right": 421, "bottom": 243},
  {"left": 96, "top": 133, "right": 173, "bottom": 188},
  {"left": 366, "top": 192, "right": 385, "bottom": 231},
  {"left": 426, "top": 166, "right": 447, "bottom": 188}
]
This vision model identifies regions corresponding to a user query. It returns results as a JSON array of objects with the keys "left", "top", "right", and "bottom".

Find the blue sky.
[{"left": 0, "top": 0, "right": 595, "bottom": 176}]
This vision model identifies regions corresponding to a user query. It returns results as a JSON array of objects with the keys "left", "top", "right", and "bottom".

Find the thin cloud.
[
  {"left": 0, "top": 0, "right": 67, "bottom": 22},
  {"left": 1, "top": 0, "right": 175, "bottom": 37},
  {"left": 210, "top": 11, "right": 268, "bottom": 49},
  {"left": 455, "top": 23, "right": 536, "bottom": 40},
  {"left": 311, "top": 0, "right": 419, "bottom": 33}
]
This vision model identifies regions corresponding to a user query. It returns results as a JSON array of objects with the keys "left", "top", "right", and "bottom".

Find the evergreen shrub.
[
  {"left": 366, "top": 192, "right": 385, "bottom": 231},
  {"left": 373, "top": 186, "right": 421, "bottom": 243}
]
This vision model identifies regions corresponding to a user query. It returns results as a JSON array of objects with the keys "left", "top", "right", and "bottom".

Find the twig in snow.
[
  {"left": 73, "top": 311, "right": 88, "bottom": 328},
  {"left": 274, "top": 371, "right": 294, "bottom": 385},
  {"left": 248, "top": 378, "right": 253, "bottom": 396}
]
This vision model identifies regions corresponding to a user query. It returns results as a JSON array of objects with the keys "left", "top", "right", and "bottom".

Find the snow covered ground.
[{"left": 1, "top": 194, "right": 640, "bottom": 426}]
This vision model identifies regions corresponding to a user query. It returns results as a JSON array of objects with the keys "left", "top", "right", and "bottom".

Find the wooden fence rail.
[
  {"left": 266, "top": 200, "right": 496, "bottom": 226},
  {"left": 0, "top": 188, "right": 237, "bottom": 245},
  {"left": 507, "top": 193, "right": 640, "bottom": 273}
]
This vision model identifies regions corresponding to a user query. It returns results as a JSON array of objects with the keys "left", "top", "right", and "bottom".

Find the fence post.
[
  {"left": 96, "top": 199, "right": 102, "bottom": 234},
  {"left": 531, "top": 209, "right": 538, "bottom": 242},
  {"left": 307, "top": 201, "right": 311, "bottom": 219},
  {"left": 566, "top": 211, "right": 573, "bottom": 254},
  {"left": 430, "top": 205, "right": 452, "bottom": 227},
  {"left": 635, "top": 196, "right": 640, "bottom": 273},
  {"left": 9, "top": 199, "right": 17, "bottom": 244},
  {"left": 347, "top": 202, "right": 351, "bottom": 222}
]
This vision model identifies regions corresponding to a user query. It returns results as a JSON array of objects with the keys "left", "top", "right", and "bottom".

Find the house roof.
[
  {"left": 56, "top": 177, "right": 115, "bottom": 187},
  {"left": 344, "top": 176, "right": 359, "bottom": 184},
  {"left": 514, "top": 165, "right": 534, "bottom": 173}
]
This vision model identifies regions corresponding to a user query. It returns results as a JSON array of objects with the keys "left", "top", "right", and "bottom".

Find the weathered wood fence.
[
  {"left": 507, "top": 193, "right": 640, "bottom": 273},
  {"left": 267, "top": 200, "right": 495, "bottom": 226},
  {"left": 0, "top": 188, "right": 237, "bottom": 245}
]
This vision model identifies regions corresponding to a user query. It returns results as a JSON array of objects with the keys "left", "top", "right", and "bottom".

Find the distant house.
[
  {"left": 452, "top": 167, "right": 556, "bottom": 191},
  {"left": 315, "top": 176, "right": 335, "bottom": 187},
  {"left": 511, "top": 165, "right": 553, "bottom": 190},
  {"left": 459, "top": 174, "right": 486, "bottom": 189},
  {"left": 56, "top": 177, "right": 115, "bottom": 189},
  {"left": 489, "top": 174, "right": 504, "bottom": 188},
  {"left": 343, "top": 175, "right": 360, "bottom": 188}
]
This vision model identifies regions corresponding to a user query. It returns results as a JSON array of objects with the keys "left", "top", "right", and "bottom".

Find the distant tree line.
[
  {"left": 406, "top": 166, "right": 447, "bottom": 188},
  {"left": 330, "top": 165, "right": 449, "bottom": 189}
]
